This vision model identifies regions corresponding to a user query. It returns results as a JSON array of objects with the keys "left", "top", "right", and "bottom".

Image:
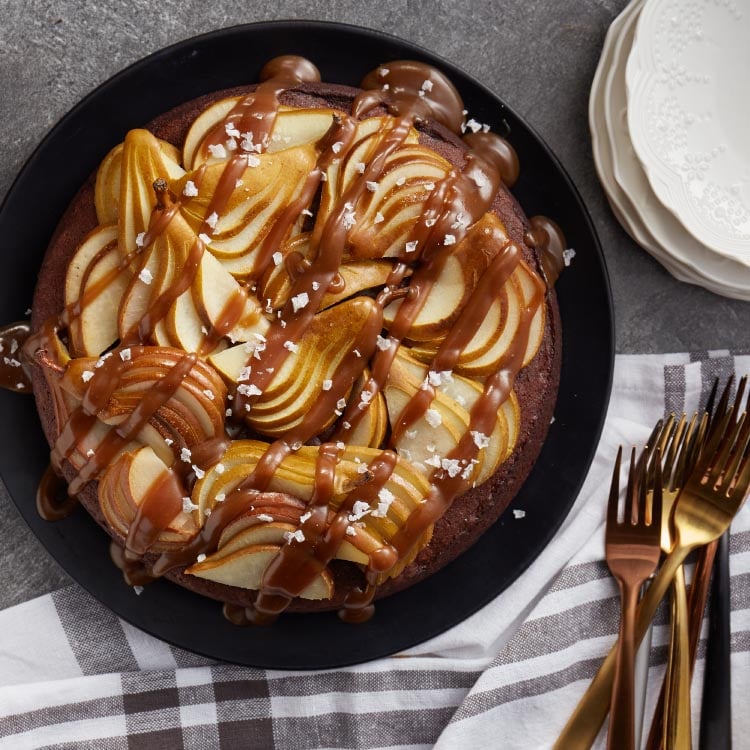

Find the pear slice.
[
  {"left": 183, "top": 100, "right": 339, "bottom": 169},
  {"left": 314, "top": 118, "right": 447, "bottom": 261},
  {"left": 216, "top": 516, "right": 377, "bottom": 567},
  {"left": 216, "top": 495, "right": 307, "bottom": 543},
  {"left": 342, "top": 370, "right": 387, "bottom": 449},
  {"left": 383, "top": 213, "right": 511, "bottom": 342},
  {"left": 384, "top": 347, "right": 519, "bottom": 484},
  {"left": 166, "top": 251, "right": 268, "bottom": 352},
  {"left": 118, "top": 184, "right": 266, "bottom": 353},
  {"left": 257, "top": 231, "right": 398, "bottom": 311},
  {"left": 117, "top": 129, "right": 185, "bottom": 258},
  {"left": 174, "top": 143, "right": 318, "bottom": 278},
  {"left": 99, "top": 446, "right": 196, "bottom": 550},
  {"left": 185, "top": 544, "right": 334, "bottom": 600},
  {"left": 217, "top": 521, "right": 297, "bottom": 556},
  {"left": 236, "top": 297, "right": 381, "bottom": 438},
  {"left": 192, "top": 441, "right": 432, "bottom": 556},
  {"left": 64, "top": 224, "right": 130, "bottom": 356},
  {"left": 409, "top": 261, "right": 545, "bottom": 376},
  {"left": 95, "top": 139, "right": 182, "bottom": 225}
]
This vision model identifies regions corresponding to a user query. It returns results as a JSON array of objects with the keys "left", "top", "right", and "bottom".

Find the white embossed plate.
[
  {"left": 626, "top": 0, "right": 750, "bottom": 262},
  {"left": 593, "top": 0, "right": 750, "bottom": 298}
]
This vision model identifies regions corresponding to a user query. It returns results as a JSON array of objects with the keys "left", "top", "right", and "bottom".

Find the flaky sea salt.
[{"left": 425, "top": 409, "right": 442, "bottom": 428}]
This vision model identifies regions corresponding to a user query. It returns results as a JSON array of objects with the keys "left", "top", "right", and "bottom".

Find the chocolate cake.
[{"left": 19, "top": 56, "right": 563, "bottom": 623}]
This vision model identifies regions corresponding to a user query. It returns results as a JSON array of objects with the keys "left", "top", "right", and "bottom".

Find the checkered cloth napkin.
[{"left": 0, "top": 352, "right": 748, "bottom": 749}]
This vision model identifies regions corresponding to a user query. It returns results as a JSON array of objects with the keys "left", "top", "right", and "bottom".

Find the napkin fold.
[{"left": 0, "top": 352, "right": 748, "bottom": 750}]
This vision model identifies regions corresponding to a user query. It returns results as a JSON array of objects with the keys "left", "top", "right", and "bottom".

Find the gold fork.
[
  {"left": 644, "top": 383, "right": 725, "bottom": 750},
  {"left": 605, "top": 445, "right": 662, "bottom": 750},
  {"left": 648, "top": 411, "right": 708, "bottom": 750},
  {"left": 554, "top": 383, "right": 750, "bottom": 749}
]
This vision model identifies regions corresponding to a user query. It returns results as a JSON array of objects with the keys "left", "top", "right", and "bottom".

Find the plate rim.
[{"left": 0, "top": 19, "right": 614, "bottom": 669}]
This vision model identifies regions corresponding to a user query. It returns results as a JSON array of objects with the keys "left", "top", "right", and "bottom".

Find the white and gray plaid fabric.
[{"left": 0, "top": 352, "right": 748, "bottom": 749}]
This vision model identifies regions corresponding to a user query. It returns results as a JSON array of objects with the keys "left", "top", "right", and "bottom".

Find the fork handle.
[
  {"left": 663, "top": 566, "right": 692, "bottom": 750},
  {"left": 608, "top": 580, "right": 639, "bottom": 750},
  {"left": 699, "top": 531, "right": 732, "bottom": 749},
  {"left": 554, "top": 546, "right": 690, "bottom": 750},
  {"left": 644, "top": 542, "right": 716, "bottom": 750}
]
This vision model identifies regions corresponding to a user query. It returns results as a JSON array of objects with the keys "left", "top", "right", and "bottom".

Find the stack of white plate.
[{"left": 590, "top": 0, "right": 750, "bottom": 300}]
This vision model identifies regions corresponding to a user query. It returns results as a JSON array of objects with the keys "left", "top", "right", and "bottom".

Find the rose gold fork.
[
  {"left": 555, "top": 380, "right": 750, "bottom": 750},
  {"left": 605, "top": 445, "right": 662, "bottom": 750}
]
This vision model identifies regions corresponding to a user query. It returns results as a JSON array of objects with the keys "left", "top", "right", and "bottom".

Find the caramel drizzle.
[{"left": 0, "top": 322, "right": 33, "bottom": 393}]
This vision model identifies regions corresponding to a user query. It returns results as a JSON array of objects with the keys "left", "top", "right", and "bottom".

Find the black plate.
[{"left": 0, "top": 21, "right": 613, "bottom": 669}]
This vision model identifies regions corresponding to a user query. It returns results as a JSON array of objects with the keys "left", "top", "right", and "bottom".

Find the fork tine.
[
  {"left": 707, "top": 412, "right": 748, "bottom": 487},
  {"left": 714, "top": 374, "right": 734, "bottom": 417},
  {"left": 704, "top": 377, "right": 719, "bottom": 419},
  {"left": 626, "top": 446, "right": 639, "bottom": 524},
  {"left": 607, "top": 446, "right": 623, "bottom": 528},
  {"left": 717, "top": 411, "right": 750, "bottom": 489},
  {"left": 671, "top": 413, "right": 698, "bottom": 490},
  {"left": 647, "top": 416, "right": 673, "bottom": 488},
  {"left": 664, "top": 414, "right": 688, "bottom": 488},
  {"left": 699, "top": 381, "right": 747, "bottom": 475},
  {"left": 651, "top": 448, "right": 663, "bottom": 529},
  {"left": 730, "top": 443, "right": 750, "bottom": 497}
]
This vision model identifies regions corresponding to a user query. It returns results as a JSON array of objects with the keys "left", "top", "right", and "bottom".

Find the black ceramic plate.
[{"left": 0, "top": 21, "right": 613, "bottom": 669}]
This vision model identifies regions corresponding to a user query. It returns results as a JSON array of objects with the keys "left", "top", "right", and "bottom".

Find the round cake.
[{"left": 23, "top": 56, "right": 563, "bottom": 623}]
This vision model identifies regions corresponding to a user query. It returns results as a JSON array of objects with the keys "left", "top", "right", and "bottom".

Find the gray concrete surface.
[{"left": 1, "top": 0, "right": 748, "bottom": 609}]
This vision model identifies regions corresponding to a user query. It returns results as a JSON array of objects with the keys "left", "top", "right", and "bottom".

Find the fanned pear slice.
[
  {"left": 342, "top": 370, "right": 388, "bottom": 449},
  {"left": 231, "top": 297, "right": 382, "bottom": 438},
  {"left": 62, "top": 347, "right": 227, "bottom": 467},
  {"left": 183, "top": 100, "right": 339, "bottom": 170},
  {"left": 173, "top": 143, "right": 318, "bottom": 278},
  {"left": 99, "top": 446, "right": 196, "bottom": 550},
  {"left": 162, "top": 251, "right": 269, "bottom": 354},
  {"left": 64, "top": 224, "right": 130, "bottom": 356},
  {"left": 383, "top": 213, "right": 512, "bottom": 342},
  {"left": 117, "top": 129, "right": 185, "bottom": 258},
  {"left": 314, "top": 117, "right": 447, "bottom": 261},
  {"left": 257, "top": 232, "right": 399, "bottom": 311},
  {"left": 95, "top": 139, "right": 183, "bottom": 225},
  {"left": 384, "top": 347, "right": 519, "bottom": 484},
  {"left": 191, "top": 441, "right": 432, "bottom": 557},
  {"left": 216, "top": 515, "right": 377, "bottom": 567},
  {"left": 185, "top": 544, "right": 334, "bottom": 600},
  {"left": 118, "top": 186, "right": 266, "bottom": 353},
  {"left": 408, "top": 260, "right": 546, "bottom": 375}
]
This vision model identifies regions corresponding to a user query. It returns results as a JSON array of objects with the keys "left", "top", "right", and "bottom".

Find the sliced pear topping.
[
  {"left": 258, "top": 231, "right": 399, "bottom": 311},
  {"left": 185, "top": 544, "right": 334, "bottom": 600},
  {"left": 117, "top": 185, "right": 266, "bottom": 354},
  {"left": 213, "top": 296, "right": 381, "bottom": 438},
  {"left": 314, "top": 117, "right": 448, "bottom": 261},
  {"left": 183, "top": 100, "right": 340, "bottom": 170},
  {"left": 96, "top": 139, "right": 182, "bottom": 225},
  {"left": 117, "top": 129, "right": 185, "bottom": 258},
  {"left": 191, "top": 441, "right": 431, "bottom": 550},
  {"left": 62, "top": 347, "right": 227, "bottom": 467},
  {"left": 407, "top": 260, "right": 545, "bottom": 375},
  {"left": 343, "top": 370, "right": 387, "bottom": 449},
  {"left": 99, "top": 446, "right": 198, "bottom": 551},
  {"left": 383, "top": 213, "right": 510, "bottom": 341},
  {"left": 384, "top": 347, "right": 519, "bottom": 484},
  {"left": 64, "top": 224, "right": 129, "bottom": 356},
  {"left": 174, "top": 144, "right": 318, "bottom": 278}
]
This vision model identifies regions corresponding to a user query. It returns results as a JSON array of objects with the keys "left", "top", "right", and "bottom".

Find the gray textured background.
[{"left": 1, "top": 0, "right": 748, "bottom": 608}]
